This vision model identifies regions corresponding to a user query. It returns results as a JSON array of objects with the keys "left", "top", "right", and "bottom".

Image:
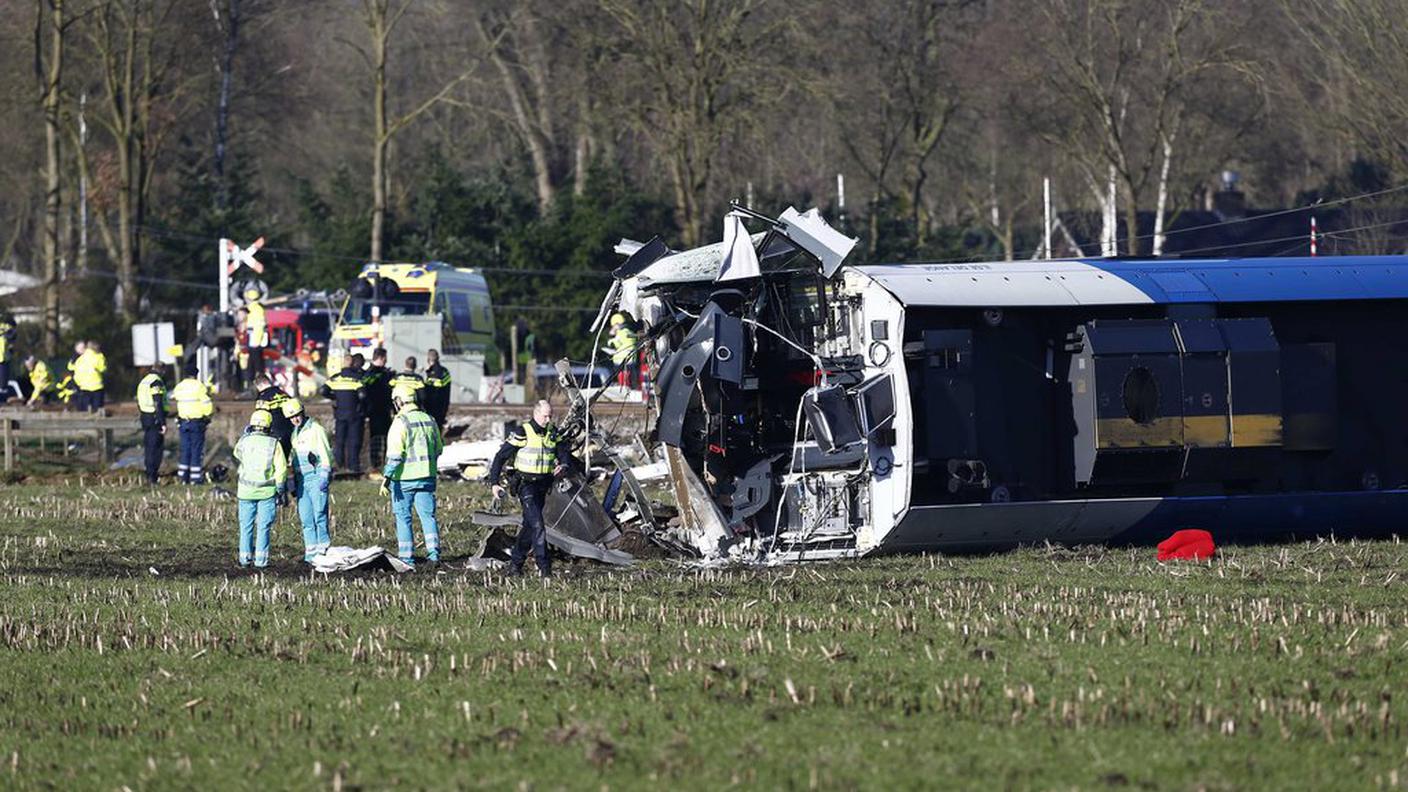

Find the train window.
[{"left": 1122, "top": 366, "right": 1160, "bottom": 424}]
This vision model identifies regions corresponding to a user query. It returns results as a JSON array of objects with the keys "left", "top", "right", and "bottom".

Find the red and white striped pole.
[{"left": 1310, "top": 216, "right": 1318, "bottom": 257}]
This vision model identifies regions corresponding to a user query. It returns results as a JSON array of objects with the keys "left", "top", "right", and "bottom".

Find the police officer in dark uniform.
[
  {"left": 422, "top": 348, "right": 452, "bottom": 430},
  {"left": 135, "top": 363, "right": 167, "bottom": 485},
  {"left": 321, "top": 353, "right": 366, "bottom": 474},
  {"left": 488, "top": 399, "right": 577, "bottom": 577},
  {"left": 253, "top": 374, "right": 293, "bottom": 455},
  {"left": 362, "top": 348, "right": 393, "bottom": 470}
]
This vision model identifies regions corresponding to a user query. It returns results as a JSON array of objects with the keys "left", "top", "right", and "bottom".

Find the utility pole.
[{"left": 1042, "top": 177, "right": 1053, "bottom": 260}]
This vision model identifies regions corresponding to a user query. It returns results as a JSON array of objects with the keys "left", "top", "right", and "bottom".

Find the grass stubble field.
[{"left": 0, "top": 479, "right": 1405, "bottom": 790}]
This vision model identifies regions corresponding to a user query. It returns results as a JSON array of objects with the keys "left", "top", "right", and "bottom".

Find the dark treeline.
[{"left": 2, "top": 0, "right": 1406, "bottom": 366}]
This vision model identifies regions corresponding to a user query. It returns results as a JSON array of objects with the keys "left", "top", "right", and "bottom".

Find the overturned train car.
[{"left": 608, "top": 210, "right": 1408, "bottom": 560}]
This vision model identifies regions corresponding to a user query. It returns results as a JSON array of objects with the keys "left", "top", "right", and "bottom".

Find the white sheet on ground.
[{"left": 310, "top": 546, "right": 413, "bottom": 573}]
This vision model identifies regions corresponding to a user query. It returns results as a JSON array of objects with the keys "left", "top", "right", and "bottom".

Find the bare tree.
[
  {"left": 1028, "top": 0, "right": 1265, "bottom": 255},
  {"left": 35, "top": 0, "right": 73, "bottom": 354},
  {"left": 602, "top": 0, "right": 794, "bottom": 246},
  {"left": 1296, "top": 0, "right": 1408, "bottom": 181},
  {"left": 353, "top": 0, "right": 474, "bottom": 263},
  {"left": 68, "top": 0, "right": 197, "bottom": 322}
]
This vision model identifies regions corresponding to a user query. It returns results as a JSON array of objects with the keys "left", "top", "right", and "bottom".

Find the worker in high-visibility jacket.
[
  {"left": 379, "top": 384, "right": 444, "bottom": 568},
  {"left": 171, "top": 364, "right": 215, "bottom": 484},
  {"left": 321, "top": 353, "right": 366, "bottom": 474},
  {"left": 488, "top": 399, "right": 576, "bottom": 577},
  {"left": 24, "top": 356, "right": 54, "bottom": 407},
  {"left": 283, "top": 398, "right": 332, "bottom": 561},
  {"left": 422, "top": 348, "right": 452, "bottom": 430},
  {"left": 390, "top": 355, "right": 425, "bottom": 394},
  {"left": 603, "top": 312, "right": 639, "bottom": 388},
  {"left": 73, "top": 340, "right": 107, "bottom": 413},
  {"left": 135, "top": 363, "right": 168, "bottom": 485},
  {"left": 57, "top": 341, "right": 84, "bottom": 407},
  {"left": 244, "top": 289, "right": 268, "bottom": 381},
  {"left": 0, "top": 316, "right": 15, "bottom": 403},
  {"left": 233, "top": 409, "right": 287, "bottom": 569}
]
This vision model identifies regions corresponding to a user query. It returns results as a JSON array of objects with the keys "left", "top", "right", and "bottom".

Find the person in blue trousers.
[
  {"left": 380, "top": 384, "right": 443, "bottom": 568},
  {"left": 234, "top": 409, "right": 287, "bottom": 568},
  {"left": 284, "top": 398, "right": 332, "bottom": 561}
]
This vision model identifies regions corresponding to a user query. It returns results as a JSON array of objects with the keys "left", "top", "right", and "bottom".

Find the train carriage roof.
[{"left": 856, "top": 255, "right": 1408, "bottom": 307}]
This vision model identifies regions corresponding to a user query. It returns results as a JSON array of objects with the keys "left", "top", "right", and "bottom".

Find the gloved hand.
[
  {"left": 379, "top": 478, "right": 390, "bottom": 497},
  {"left": 491, "top": 483, "right": 506, "bottom": 501}
]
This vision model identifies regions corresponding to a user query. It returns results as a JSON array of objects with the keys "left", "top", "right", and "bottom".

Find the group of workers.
[
  {"left": 0, "top": 324, "right": 111, "bottom": 411},
  {"left": 232, "top": 381, "right": 444, "bottom": 569},
  {"left": 322, "top": 347, "right": 452, "bottom": 474}
]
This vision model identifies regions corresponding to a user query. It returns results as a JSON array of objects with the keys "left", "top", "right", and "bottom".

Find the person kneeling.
[{"left": 235, "top": 409, "right": 288, "bottom": 568}]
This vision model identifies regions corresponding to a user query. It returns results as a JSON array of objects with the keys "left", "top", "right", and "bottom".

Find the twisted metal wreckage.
[{"left": 480, "top": 204, "right": 1408, "bottom": 565}]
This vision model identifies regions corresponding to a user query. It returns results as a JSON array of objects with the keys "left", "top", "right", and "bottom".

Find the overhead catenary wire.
[
  {"left": 929, "top": 180, "right": 1408, "bottom": 266},
  {"left": 133, "top": 224, "right": 615, "bottom": 279}
]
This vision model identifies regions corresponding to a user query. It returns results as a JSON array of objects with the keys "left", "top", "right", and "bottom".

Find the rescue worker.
[
  {"left": 604, "top": 313, "right": 639, "bottom": 388},
  {"left": 234, "top": 409, "right": 287, "bottom": 569},
  {"left": 24, "top": 356, "right": 55, "bottom": 407},
  {"left": 363, "top": 347, "right": 393, "bottom": 471},
  {"left": 0, "top": 315, "right": 15, "bottom": 402},
  {"left": 135, "top": 363, "right": 168, "bottom": 485},
  {"left": 252, "top": 374, "right": 293, "bottom": 455},
  {"left": 284, "top": 398, "right": 332, "bottom": 561},
  {"left": 390, "top": 355, "right": 425, "bottom": 393},
  {"left": 321, "top": 352, "right": 366, "bottom": 475},
  {"left": 379, "top": 384, "right": 443, "bottom": 568},
  {"left": 57, "top": 340, "right": 84, "bottom": 407},
  {"left": 422, "top": 348, "right": 452, "bottom": 430},
  {"left": 488, "top": 399, "right": 576, "bottom": 578},
  {"left": 73, "top": 340, "right": 107, "bottom": 413},
  {"left": 171, "top": 364, "right": 214, "bottom": 484},
  {"left": 244, "top": 288, "right": 268, "bottom": 381}
]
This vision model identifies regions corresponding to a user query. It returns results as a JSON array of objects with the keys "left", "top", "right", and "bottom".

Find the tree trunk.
[
  {"left": 214, "top": 0, "right": 239, "bottom": 207},
  {"left": 1152, "top": 131, "right": 1175, "bottom": 256},
  {"left": 371, "top": 7, "right": 388, "bottom": 264},
  {"left": 40, "top": 0, "right": 65, "bottom": 356}
]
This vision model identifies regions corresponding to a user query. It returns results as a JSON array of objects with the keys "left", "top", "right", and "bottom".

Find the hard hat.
[
  {"left": 392, "top": 384, "right": 420, "bottom": 404},
  {"left": 280, "top": 398, "right": 304, "bottom": 418},
  {"left": 249, "top": 409, "right": 273, "bottom": 429},
  {"left": 610, "top": 312, "right": 627, "bottom": 325},
  {"left": 244, "top": 288, "right": 260, "bottom": 301}
]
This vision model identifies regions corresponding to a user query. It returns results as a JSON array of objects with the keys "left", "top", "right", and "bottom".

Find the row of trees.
[{"left": 1, "top": 0, "right": 1405, "bottom": 361}]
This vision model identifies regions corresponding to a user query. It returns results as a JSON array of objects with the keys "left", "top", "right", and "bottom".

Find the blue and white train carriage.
[{"left": 612, "top": 211, "right": 1408, "bottom": 560}]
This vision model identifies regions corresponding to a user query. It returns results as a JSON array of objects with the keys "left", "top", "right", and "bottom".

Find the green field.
[{"left": 1, "top": 480, "right": 1406, "bottom": 790}]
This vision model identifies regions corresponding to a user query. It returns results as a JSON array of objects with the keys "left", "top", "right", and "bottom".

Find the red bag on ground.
[{"left": 1157, "top": 529, "right": 1216, "bottom": 561}]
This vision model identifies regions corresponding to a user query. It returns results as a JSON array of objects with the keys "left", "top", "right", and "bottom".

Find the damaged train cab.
[{"left": 605, "top": 206, "right": 1408, "bottom": 561}]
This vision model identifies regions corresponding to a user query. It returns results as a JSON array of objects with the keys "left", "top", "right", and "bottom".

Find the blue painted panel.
[{"left": 1083, "top": 255, "right": 1408, "bottom": 304}]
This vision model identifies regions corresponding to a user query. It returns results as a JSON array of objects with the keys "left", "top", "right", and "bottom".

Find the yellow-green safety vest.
[
  {"left": 0, "top": 322, "right": 12, "bottom": 363},
  {"left": 385, "top": 407, "right": 441, "bottom": 480},
  {"left": 391, "top": 372, "right": 425, "bottom": 391},
  {"left": 171, "top": 378, "right": 214, "bottom": 420},
  {"left": 28, "top": 361, "right": 53, "bottom": 402},
  {"left": 246, "top": 301, "right": 268, "bottom": 347},
  {"left": 73, "top": 350, "right": 106, "bottom": 391},
  {"left": 513, "top": 423, "right": 559, "bottom": 476},
  {"left": 291, "top": 418, "right": 333, "bottom": 474},
  {"left": 136, "top": 373, "right": 166, "bottom": 414},
  {"left": 608, "top": 327, "right": 638, "bottom": 365},
  {"left": 234, "top": 432, "right": 286, "bottom": 500}
]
